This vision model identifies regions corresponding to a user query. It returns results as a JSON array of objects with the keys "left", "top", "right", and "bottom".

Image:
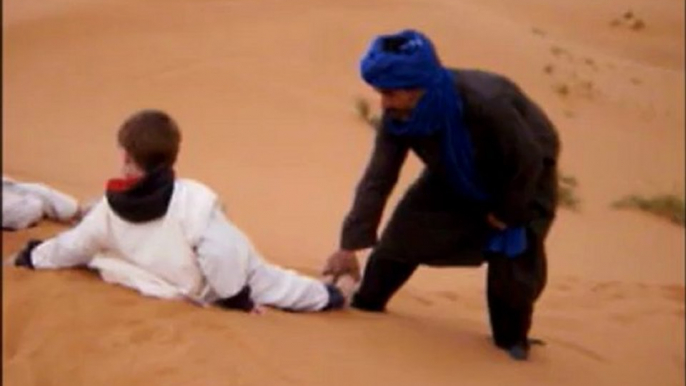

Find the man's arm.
[
  {"left": 340, "top": 129, "right": 410, "bottom": 250},
  {"left": 324, "top": 129, "right": 409, "bottom": 281},
  {"left": 482, "top": 97, "right": 544, "bottom": 226}
]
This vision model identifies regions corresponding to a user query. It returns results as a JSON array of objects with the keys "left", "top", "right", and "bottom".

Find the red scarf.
[{"left": 106, "top": 176, "right": 142, "bottom": 192}]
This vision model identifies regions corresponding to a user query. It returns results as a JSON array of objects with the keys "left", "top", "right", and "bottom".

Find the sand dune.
[{"left": 3, "top": 0, "right": 684, "bottom": 385}]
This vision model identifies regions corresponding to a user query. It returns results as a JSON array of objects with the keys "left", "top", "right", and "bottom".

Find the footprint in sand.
[
  {"left": 609, "top": 10, "right": 647, "bottom": 31},
  {"left": 546, "top": 45, "right": 600, "bottom": 101},
  {"left": 405, "top": 291, "right": 435, "bottom": 307},
  {"left": 553, "top": 283, "right": 573, "bottom": 292},
  {"left": 583, "top": 57, "right": 598, "bottom": 70},
  {"left": 550, "top": 45, "right": 570, "bottom": 59},
  {"left": 610, "top": 302, "right": 682, "bottom": 324},
  {"left": 101, "top": 322, "right": 181, "bottom": 349},
  {"left": 435, "top": 290, "right": 460, "bottom": 302},
  {"left": 660, "top": 285, "right": 685, "bottom": 304},
  {"left": 129, "top": 323, "right": 179, "bottom": 345},
  {"left": 543, "top": 64, "right": 554, "bottom": 75},
  {"left": 590, "top": 281, "right": 627, "bottom": 300},
  {"left": 609, "top": 313, "right": 635, "bottom": 325},
  {"left": 531, "top": 27, "right": 546, "bottom": 37},
  {"left": 547, "top": 337, "right": 609, "bottom": 363},
  {"left": 591, "top": 282, "right": 685, "bottom": 323}
]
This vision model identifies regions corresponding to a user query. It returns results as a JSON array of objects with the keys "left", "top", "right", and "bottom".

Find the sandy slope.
[{"left": 3, "top": 0, "right": 684, "bottom": 385}]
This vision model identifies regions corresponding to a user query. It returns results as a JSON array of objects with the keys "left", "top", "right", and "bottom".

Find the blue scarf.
[{"left": 360, "top": 30, "right": 526, "bottom": 258}]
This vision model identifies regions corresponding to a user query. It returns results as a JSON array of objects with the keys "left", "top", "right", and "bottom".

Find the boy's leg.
[
  {"left": 248, "top": 257, "right": 336, "bottom": 312},
  {"left": 351, "top": 247, "right": 419, "bottom": 312}
]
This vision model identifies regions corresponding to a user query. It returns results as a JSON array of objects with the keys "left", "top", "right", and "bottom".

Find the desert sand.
[{"left": 3, "top": 0, "right": 684, "bottom": 385}]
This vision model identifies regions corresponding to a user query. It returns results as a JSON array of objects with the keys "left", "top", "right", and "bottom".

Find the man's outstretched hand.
[{"left": 322, "top": 250, "right": 361, "bottom": 282}]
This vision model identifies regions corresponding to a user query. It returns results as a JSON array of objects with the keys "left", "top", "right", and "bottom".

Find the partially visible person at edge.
[
  {"left": 13, "top": 109, "right": 354, "bottom": 313},
  {"left": 323, "top": 29, "right": 560, "bottom": 361},
  {"left": 3, "top": 175, "right": 83, "bottom": 231}
]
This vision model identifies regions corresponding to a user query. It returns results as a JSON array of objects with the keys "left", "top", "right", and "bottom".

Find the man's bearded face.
[{"left": 377, "top": 88, "right": 425, "bottom": 122}]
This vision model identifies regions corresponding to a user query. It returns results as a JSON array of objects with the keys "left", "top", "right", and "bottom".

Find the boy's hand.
[
  {"left": 14, "top": 239, "right": 42, "bottom": 269},
  {"left": 69, "top": 197, "right": 100, "bottom": 224},
  {"left": 322, "top": 250, "right": 361, "bottom": 282},
  {"left": 250, "top": 305, "right": 267, "bottom": 315}
]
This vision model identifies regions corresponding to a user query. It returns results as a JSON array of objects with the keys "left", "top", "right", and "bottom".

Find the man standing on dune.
[{"left": 323, "top": 29, "right": 560, "bottom": 360}]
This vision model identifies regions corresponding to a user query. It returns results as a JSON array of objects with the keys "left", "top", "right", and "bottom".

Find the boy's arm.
[
  {"left": 195, "top": 206, "right": 255, "bottom": 312},
  {"left": 16, "top": 200, "right": 109, "bottom": 269}
]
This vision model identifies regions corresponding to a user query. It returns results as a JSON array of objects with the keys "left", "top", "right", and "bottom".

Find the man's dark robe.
[{"left": 340, "top": 69, "right": 560, "bottom": 267}]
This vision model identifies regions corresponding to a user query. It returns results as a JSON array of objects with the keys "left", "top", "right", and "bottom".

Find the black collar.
[{"left": 105, "top": 168, "right": 175, "bottom": 223}]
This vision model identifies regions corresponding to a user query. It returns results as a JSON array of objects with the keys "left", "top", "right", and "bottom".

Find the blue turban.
[{"left": 360, "top": 30, "right": 526, "bottom": 258}]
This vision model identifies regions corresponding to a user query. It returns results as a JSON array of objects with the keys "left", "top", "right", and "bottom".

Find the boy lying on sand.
[
  {"left": 3, "top": 175, "right": 82, "bottom": 231},
  {"left": 13, "top": 109, "right": 355, "bottom": 313}
]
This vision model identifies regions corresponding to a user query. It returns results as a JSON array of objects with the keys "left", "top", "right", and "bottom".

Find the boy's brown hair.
[{"left": 118, "top": 109, "right": 181, "bottom": 171}]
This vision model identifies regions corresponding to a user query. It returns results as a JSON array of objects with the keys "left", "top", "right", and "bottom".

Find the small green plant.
[
  {"left": 355, "top": 98, "right": 381, "bottom": 130},
  {"left": 559, "top": 173, "right": 581, "bottom": 211},
  {"left": 612, "top": 194, "right": 685, "bottom": 226}
]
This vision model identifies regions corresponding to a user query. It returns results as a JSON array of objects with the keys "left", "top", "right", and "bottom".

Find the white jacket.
[{"left": 30, "top": 179, "right": 329, "bottom": 311}]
